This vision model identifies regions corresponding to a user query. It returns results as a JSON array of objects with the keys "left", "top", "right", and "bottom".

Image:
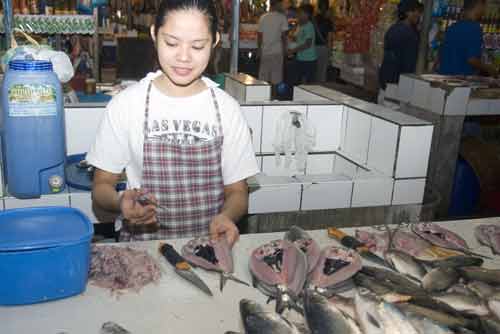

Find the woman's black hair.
[
  {"left": 154, "top": 0, "right": 218, "bottom": 40},
  {"left": 397, "top": 0, "right": 422, "bottom": 20},
  {"left": 298, "top": 4, "right": 314, "bottom": 20}
]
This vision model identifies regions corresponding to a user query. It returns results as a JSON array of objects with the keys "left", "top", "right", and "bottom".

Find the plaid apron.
[{"left": 120, "top": 82, "right": 225, "bottom": 241}]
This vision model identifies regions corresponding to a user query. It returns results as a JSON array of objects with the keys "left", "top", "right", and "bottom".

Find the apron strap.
[
  {"left": 143, "top": 81, "right": 154, "bottom": 139},
  {"left": 209, "top": 88, "right": 224, "bottom": 137}
]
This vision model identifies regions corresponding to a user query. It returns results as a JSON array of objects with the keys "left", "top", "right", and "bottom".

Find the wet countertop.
[{"left": 2, "top": 218, "right": 500, "bottom": 334}]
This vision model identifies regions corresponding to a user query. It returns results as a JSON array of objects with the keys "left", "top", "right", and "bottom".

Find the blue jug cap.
[{"left": 9, "top": 60, "right": 53, "bottom": 72}]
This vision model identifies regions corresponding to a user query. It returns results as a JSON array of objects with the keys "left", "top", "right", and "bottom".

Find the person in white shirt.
[
  {"left": 257, "top": 0, "right": 289, "bottom": 92},
  {"left": 86, "top": 0, "right": 259, "bottom": 245}
]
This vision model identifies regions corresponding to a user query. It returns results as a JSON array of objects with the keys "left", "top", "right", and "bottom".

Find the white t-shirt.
[
  {"left": 86, "top": 72, "right": 260, "bottom": 189},
  {"left": 258, "top": 11, "right": 289, "bottom": 56}
]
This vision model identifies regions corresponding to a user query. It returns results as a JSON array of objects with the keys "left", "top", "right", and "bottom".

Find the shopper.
[
  {"left": 288, "top": 4, "right": 317, "bottom": 84},
  {"left": 257, "top": 0, "right": 289, "bottom": 92},
  {"left": 87, "top": 0, "right": 259, "bottom": 244},
  {"left": 439, "top": 0, "right": 497, "bottom": 76},
  {"left": 378, "top": 0, "right": 423, "bottom": 102},
  {"left": 313, "top": 0, "right": 334, "bottom": 83}
]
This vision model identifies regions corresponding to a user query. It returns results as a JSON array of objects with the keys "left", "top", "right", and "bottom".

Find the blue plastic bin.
[{"left": 0, "top": 207, "right": 94, "bottom": 305}]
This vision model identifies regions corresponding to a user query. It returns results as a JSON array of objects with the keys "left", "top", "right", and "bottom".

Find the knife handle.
[
  {"left": 159, "top": 243, "right": 190, "bottom": 270},
  {"left": 328, "top": 228, "right": 366, "bottom": 249},
  {"left": 328, "top": 227, "right": 347, "bottom": 240}
]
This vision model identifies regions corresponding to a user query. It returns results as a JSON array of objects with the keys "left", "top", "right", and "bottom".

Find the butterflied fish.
[
  {"left": 284, "top": 226, "right": 321, "bottom": 274},
  {"left": 304, "top": 290, "right": 361, "bottom": 334},
  {"left": 475, "top": 225, "right": 500, "bottom": 255},
  {"left": 432, "top": 292, "right": 490, "bottom": 316},
  {"left": 422, "top": 267, "right": 460, "bottom": 292},
  {"left": 412, "top": 223, "right": 469, "bottom": 251},
  {"left": 239, "top": 299, "right": 299, "bottom": 334},
  {"left": 384, "top": 249, "right": 427, "bottom": 282}
]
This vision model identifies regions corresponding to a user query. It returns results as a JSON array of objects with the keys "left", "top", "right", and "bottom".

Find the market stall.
[{"left": 2, "top": 218, "right": 500, "bottom": 333}]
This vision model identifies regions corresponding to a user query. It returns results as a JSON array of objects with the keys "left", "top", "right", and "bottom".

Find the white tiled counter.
[{"left": 224, "top": 73, "right": 271, "bottom": 103}]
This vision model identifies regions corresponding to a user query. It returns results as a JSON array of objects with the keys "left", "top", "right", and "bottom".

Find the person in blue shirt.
[
  {"left": 378, "top": 0, "right": 423, "bottom": 91},
  {"left": 439, "top": 0, "right": 497, "bottom": 76}
]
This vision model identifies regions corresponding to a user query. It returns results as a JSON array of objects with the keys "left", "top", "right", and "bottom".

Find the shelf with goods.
[
  {"left": 428, "top": 0, "right": 500, "bottom": 71},
  {"left": 0, "top": 14, "right": 96, "bottom": 34}
]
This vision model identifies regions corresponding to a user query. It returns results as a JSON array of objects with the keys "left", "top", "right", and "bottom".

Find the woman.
[
  {"left": 86, "top": 0, "right": 259, "bottom": 246},
  {"left": 378, "top": 0, "right": 423, "bottom": 103}
]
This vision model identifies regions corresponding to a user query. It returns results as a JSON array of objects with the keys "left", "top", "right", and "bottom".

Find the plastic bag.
[{"left": 38, "top": 49, "right": 74, "bottom": 83}]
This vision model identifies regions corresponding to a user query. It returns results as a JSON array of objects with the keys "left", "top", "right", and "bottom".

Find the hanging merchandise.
[{"left": 273, "top": 111, "right": 316, "bottom": 174}]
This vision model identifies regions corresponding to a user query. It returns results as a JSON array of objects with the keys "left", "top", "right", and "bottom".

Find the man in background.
[
  {"left": 439, "top": 0, "right": 497, "bottom": 76},
  {"left": 257, "top": 0, "right": 289, "bottom": 96},
  {"left": 314, "top": 0, "right": 334, "bottom": 83}
]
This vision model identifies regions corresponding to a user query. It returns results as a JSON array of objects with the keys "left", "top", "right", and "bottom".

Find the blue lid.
[
  {"left": 9, "top": 60, "right": 53, "bottom": 72},
  {"left": 0, "top": 207, "right": 94, "bottom": 251}
]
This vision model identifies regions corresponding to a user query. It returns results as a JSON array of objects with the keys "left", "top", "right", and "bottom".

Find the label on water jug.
[{"left": 8, "top": 84, "right": 57, "bottom": 117}]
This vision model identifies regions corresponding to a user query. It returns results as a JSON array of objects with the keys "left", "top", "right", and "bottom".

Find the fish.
[
  {"left": 355, "top": 289, "right": 419, "bottom": 334},
  {"left": 431, "top": 292, "right": 490, "bottom": 316},
  {"left": 475, "top": 224, "right": 500, "bottom": 255},
  {"left": 412, "top": 222, "right": 469, "bottom": 251},
  {"left": 182, "top": 236, "right": 249, "bottom": 291},
  {"left": 467, "top": 281, "right": 498, "bottom": 299},
  {"left": 328, "top": 294, "right": 356, "bottom": 320},
  {"left": 421, "top": 255, "right": 483, "bottom": 269},
  {"left": 238, "top": 299, "right": 299, "bottom": 334},
  {"left": 283, "top": 226, "right": 321, "bottom": 274},
  {"left": 100, "top": 322, "right": 131, "bottom": 334},
  {"left": 489, "top": 295, "right": 500, "bottom": 321},
  {"left": 422, "top": 267, "right": 460, "bottom": 292},
  {"left": 396, "top": 303, "right": 473, "bottom": 330},
  {"left": 384, "top": 249, "right": 427, "bottom": 282},
  {"left": 406, "top": 313, "right": 454, "bottom": 334},
  {"left": 250, "top": 240, "right": 308, "bottom": 314},
  {"left": 353, "top": 272, "right": 413, "bottom": 303},
  {"left": 307, "top": 246, "right": 362, "bottom": 293},
  {"left": 447, "top": 283, "right": 476, "bottom": 297},
  {"left": 355, "top": 229, "right": 435, "bottom": 259},
  {"left": 303, "top": 291, "right": 361, "bottom": 334},
  {"left": 480, "top": 317, "right": 500, "bottom": 334},
  {"left": 459, "top": 267, "right": 500, "bottom": 285},
  {"left": 360, "top": 266, "right": 426, "bottom": 296}
]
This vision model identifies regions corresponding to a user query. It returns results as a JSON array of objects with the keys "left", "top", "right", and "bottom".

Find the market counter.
[{"left": 2, "top": 218, "right": 500, "bottom": 334}]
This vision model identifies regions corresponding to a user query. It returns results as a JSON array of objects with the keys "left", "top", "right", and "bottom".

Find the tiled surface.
[
  {"left": 367, "top": 118, "right": 399, "bottom": 176},
  {"left": 261, "top": 155, "right": 302, "bottom": 176},
  {"left": 241, "top": 106, "right": 263, "bottom": 153},
  {"left": 301, "top": 179, "right": 352, "bottom": 210},
  {"left": 261, "top": 105, "right": 307, "bottom": 153},
  {"left": 293, "top": 87, "right": 330, "bottom": 102},
  {"left": 306, "top": 154, "right": 335, "bottom": 174},
  {"left": 467, "top": 99, "right": 492, "bottom": 115},
  {"left": 333, "top": 155, "right": 358, "bottom": 179},
  {"left": 307, "top": 105, "right": 343, "bottom": 151},
  {"left": 246, "top": 86, "right": 271, "bottom": 102},
  {"left": 411, "top": 79, "right": 431, "bottom": 111},
  {"left": 395, "top": 125, "right": 433, "bottom": 178},
  {"left": 430, "top": 87, "right": 446, "bottom": 114},
  {"left": 65, "top": 107, "right": 105, "bottom": 155},
  {"left": 351, "top": 178, "right": 393, "bottom": 207},
  {"left": 249, "top": 183, "right": 302, "bottom": 214},
  {"left": 444, "top": 87, "right": 471, "bottom": 115},
  {"left": 4, "top": 190, "right": 70, "bottom": 209},
  {"left": 397, "top": 75, "right": 415, "bottom": 103},
  {"left": 343, "top": 107, "right": 372, "bottom": 164},
  {"left": 392, "top": 178, "right": 426, "bottom": 205}
]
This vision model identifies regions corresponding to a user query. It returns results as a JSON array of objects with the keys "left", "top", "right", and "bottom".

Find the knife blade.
[
  {"left": 159, "top": 243, "right": 213, "bottom": 296},
  {"left": 328, "top": 227, "right": 389, "bottom": 267}
]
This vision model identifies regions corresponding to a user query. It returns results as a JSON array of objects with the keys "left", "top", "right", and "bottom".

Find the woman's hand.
[
  {"left": 119, "top": 189, "right": 158, "bottom": 225},
  {"left": 209, "top": 213, "right": 240, "bottom": 248}
]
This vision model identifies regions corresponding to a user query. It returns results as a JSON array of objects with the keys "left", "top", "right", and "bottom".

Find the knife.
[
  {"left": 327, "top": 227, "right": 389, "bottom": 267},
  {"left": 159, "top": 243, "right": 213, "bottom": 296}
]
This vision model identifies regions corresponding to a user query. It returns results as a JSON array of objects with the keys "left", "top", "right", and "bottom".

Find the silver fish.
[
  {"left": 489, "top": 296, "right": 500, "bottom": 321},
  {"left": 396, "top": 303, "right": 471, "bottom": 329},
  {"left": 100, "top": 322, "right": 131, "bottom": 334},
  {"left": 239, "top": 299, "right": 299, "bottom": 334},
  {"left": 422, "top": 267, "right": 460, "bottom": 292},
  {"left": 385, "top": 249, "right": 427, "bottom": 282},
  {"left": 480, "top": 317, "right": 500, "bottom": 334},
  {"left": 459, "top": 267, "right": 500, "bottom": 285},
  {"left": 432, "top": 292, "right": 490, "bottom": 316},
  {"left": 467, "top": 281, "right": 497, "bottom": 299},
  {"left": 328, "top": 294, "right": 356, "bottom": 320},
  {"left": 303, "top": 291, "right": 361, "bottom": 334},
  {"left": 406, "top": 313, "right": 454, "bottom": 334}
]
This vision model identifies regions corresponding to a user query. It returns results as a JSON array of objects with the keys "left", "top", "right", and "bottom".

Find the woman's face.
[{"left": 151, "top": 9, "right": 217, "bottom": 87}]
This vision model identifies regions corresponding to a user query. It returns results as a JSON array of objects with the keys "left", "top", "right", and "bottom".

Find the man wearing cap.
[{"left": 378, "top": 0, "right": 423, "bottom": 104}]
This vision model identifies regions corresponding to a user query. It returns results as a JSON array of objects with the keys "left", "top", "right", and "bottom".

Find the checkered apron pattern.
[{"left": 120, "top": 82, "right": 225, "bottom": 241}]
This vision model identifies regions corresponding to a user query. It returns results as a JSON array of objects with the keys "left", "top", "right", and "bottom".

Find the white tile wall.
[
  {"left": 392, "top": 178, "right": 426, "bottom": 205},
  {"left": 467, "top": 99, "right": 491, "bottom": 115},
  {"left": 306, "top": 154, "right": 335, "bottom": 174},
  {"left": 261, "top": 155, "right": 302, "bottom": 176},
  {"left": 411, "top": 79, "right": 431, "bottom": 111},
  {"left": 249, "top": 183, "right": 301, "bottom": 214},
  {"left": 307, "top": 105, "right": 343, "bottom": 151},
  {"left": 333, "top": 155, "right": 357, "bottom": 179},
  {"left": 293, "top": 87, "right": 329, "bottom": 102},
  {"left": 261, "top": 105, "right": 307, "bottom": 153},
  {"left": 430, "top": 87, "right": 446, "bottom": 115},
  {"left": 444, "top": 87, "right": 471, "bottom": 115},
  {"left": 301, "top": 178, "right": 353, "bottom": 210},
  {"left": 343, "top": 108, "right": 372, "bottom": 164},
  {"left": 397, "top": 75, "right": 415, "bottom": 103},
  {"left": 395, "top": 126, "right": 433, "bottom": 178},
  {"left": 246, "top": 86, "right": 271, "bottom": 102},
  {"left": 352, "top": 178, "right": 393, "bottom": 207},
  {"left": 367, "top": 118, "right": 399, "bottom": 176},
  {"left": 241, "top": 106, "right": 263, "bottom": 153},
  {"left": 65, "top": 108, "right": 105, "bottom": 155},
  {"left": 4, "top": 190, "right": 70, "bottom": 209},
  {"left": 69, "top": 190, "right": 98, "bottom": 222}
]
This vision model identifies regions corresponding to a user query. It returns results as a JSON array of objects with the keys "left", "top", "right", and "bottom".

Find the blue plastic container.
[
  {"left": 0, "top": 207, "right": 94, "bottom": 305},
  {"left": 1, "top": 60, "right": 66, "bottom": 199}
]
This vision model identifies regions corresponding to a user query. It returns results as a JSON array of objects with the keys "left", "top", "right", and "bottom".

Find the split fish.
[
  {"left": 283, "top": 226, "right": 321, "bottom": 274},
  {"left": 475, "top": 224, "right": 500, "bottom": 255},
  {"left": 412, "top": 223, "right": 468, "bottom": 251}
]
